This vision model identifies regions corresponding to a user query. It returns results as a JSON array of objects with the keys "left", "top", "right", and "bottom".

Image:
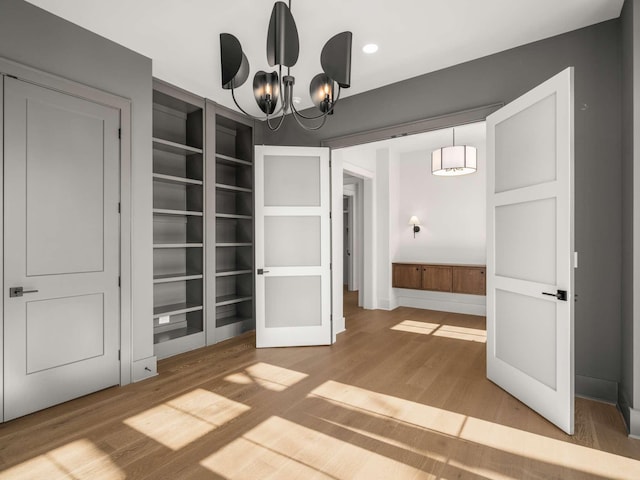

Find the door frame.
[{"left": 0, "top": 57, "right": 133, "bottom": 419}]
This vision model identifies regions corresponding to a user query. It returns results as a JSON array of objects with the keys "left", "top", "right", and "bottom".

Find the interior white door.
[
  {"left": 4, "top": 77, "right": 121, "bottom": 420},
  {"left": 255, "top": 145, "right": 332, "bottom": 348},
  {"left": 486, "top": 67, "right": 574, "bottom": 434}
]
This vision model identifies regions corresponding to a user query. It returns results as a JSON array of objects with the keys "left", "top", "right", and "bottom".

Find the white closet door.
[
  {"left": 255, "top": 145, "right": 332, "bottom": 347},
  {"left": 4, "top": 77, "right": 121, "bottom": 420},
  {"left": 486, "top": 67, "right": 575, "bottom": 434}
]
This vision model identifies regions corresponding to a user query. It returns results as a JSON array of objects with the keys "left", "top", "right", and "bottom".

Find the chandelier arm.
[
  {"left": 291, "top": 84, "right": 342, "bottom": 120},
  {"left": 290, "top": 108, "right": 329, "bottom": 131},
  {"left": 265, "top": 111, "right": 287, "bottom": 131},
  {"left": 232, "top": 86, "right": 286, "bottom": 120}
]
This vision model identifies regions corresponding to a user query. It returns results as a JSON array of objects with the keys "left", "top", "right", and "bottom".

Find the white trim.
[
  {"left": 396, "top": 291, "right": 486, "bottom": 316},
  {"left": 0, "top": 56, "right": 134, "bottom": 397}
]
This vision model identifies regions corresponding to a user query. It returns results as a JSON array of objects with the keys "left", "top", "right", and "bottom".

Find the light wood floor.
[{"left": 0, "top": 291, "right": 639, "bottom": 479}]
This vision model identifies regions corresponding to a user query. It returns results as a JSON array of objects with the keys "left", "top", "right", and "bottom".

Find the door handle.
[
  {"left": 542, "top": 290, "right": 567, "bottom": 301},
  {"left": 257, "top": 269, "right": 270, "bottom": 275},
  {"left": 9, "top": 287, "right": 39, "bottom": 298}
]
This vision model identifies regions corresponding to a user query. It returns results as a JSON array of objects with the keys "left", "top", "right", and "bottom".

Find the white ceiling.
[{"left": 26, "top": 0, "right": 623, "bottom": 115}]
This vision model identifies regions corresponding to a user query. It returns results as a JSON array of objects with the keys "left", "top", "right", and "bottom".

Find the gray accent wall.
[
  {"left": 261, "top": 20, "right": 624, "bottom": 401},
  {"left": 0, "top": 0, "right": 154, "bottom": 371},
  {"left": 621, "top": 0, "right": 640, "bottom": 435}
]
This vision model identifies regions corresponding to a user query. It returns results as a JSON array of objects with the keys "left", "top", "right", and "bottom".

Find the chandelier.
[{"left": 219, "top": 0, "right": 352, "bottom": 131}]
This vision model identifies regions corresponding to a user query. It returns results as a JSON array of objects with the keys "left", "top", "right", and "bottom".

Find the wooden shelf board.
[
  {"left": 153, "top": 243, "right": 203, "bottom": 249},
  {"left": 153, "top": 273, "right": 203, "bottom": 284},
  {"left": 153, "top": 302, "right": 203, "bottom": 318},
  {"left": 216, "top": 153, "right": 252, "bottom": 166},
  {"left": 216, "top": 315, "right": 253, "bottom": 328},
  {"left": 216, "top": 269, "right": 252, "bottom": 277},
  {"left": 215, "top": 295, "right": 253, "bottom": 307},
  {"left": 154, "top": 325, "right": 203, "bottom": 344},
  {"left": 215, "top": 213, "right": 252, "bottom": 220},
  {"left": 153, "top": 173, "right": 203, "bottom": 186},
  {"left": 215, "top": 183, "right": 252, "bottom": 193},
  {"left": 153, "top": 208, "right": 203, "bottom": 217},
  {"left": 153, "top": 137, "right": 203, "bottom": 155}
]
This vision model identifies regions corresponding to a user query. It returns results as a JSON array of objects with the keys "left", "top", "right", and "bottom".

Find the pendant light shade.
[{"left": 431, "top": 128, "right": 477, "bottom": 176}]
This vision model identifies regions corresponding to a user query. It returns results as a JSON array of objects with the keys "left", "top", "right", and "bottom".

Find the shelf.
[
  {"left": 153, "top": 273, "right": 203, "bottom": 284},
  {"left": 154, "top": 325, "right": 203, "bottom": 344},
  {"left": 216, "top": 213, "right": 252, "bottom": 220},
  {"left": 216, "top": 183, "right": 252, "bottom": 193},
  {"left": 153, "top": 208, "right": 203, "bottom": 217},
  {"left": 215, "top": 294, "right": 253, "bottom": 307},
  {"left": 216, "top": 243, "right": 252, "bottom": 248},
  {"left": 216, "top": 153, "right": 252, "bottom": 166},
  {"left": 153, "top": 302, "right": 203, "bottom": 318},
  {"left": 216, "top": 315, "right": 253, "bottom": 328},
  {"left": 153, "top": 137, "right": 203, "bottom": 155},
  {"left": 216, "top": 269, "right": 253, "bottom": 277},
  {"left": 153, "top": 243, "right": 203, "bottom": 249},
  {"left": 153, "top": 173, "right": 203, "bottom": 186}
]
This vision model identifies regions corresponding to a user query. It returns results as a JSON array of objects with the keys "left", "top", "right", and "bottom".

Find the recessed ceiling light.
[{"left": 362, "top": 43, "right": 378, "bottom": 54}]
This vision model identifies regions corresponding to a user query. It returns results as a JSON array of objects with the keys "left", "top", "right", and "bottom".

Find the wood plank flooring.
[{"left": 0, "top": 290, "right": 639, "bottom": 479}]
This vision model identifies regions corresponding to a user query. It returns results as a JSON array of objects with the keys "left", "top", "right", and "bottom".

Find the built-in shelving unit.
[
  {"left": 152, "top": 80, "right": 206, "bottom": 359},
  {"left": 205, "top": 101, "right": 255, "bottom": 344}
]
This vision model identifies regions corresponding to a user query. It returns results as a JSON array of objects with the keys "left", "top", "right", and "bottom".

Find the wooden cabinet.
[
  {"left": 392, "top": 263, "right": 486, "bottom": 295},
  {"left": 421, "top": 266, "right": 453, "bottom": 292},
  {"left": 453, "top": 266, "right": 486, "bottom": 295},
  {"left": 392, "top": 263, "right": 421, "bottom": 289}
]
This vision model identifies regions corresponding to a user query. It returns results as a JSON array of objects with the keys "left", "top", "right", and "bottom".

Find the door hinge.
[
  {"left": 118, "top": 202, "right": 121, "bottom": 213},
  {"left": 330, "top": 263, "right": 332, "bottom": 270},
  {"left": 118, "top": 276, "right": 121, "bottom": 287},
  {"left": 118, "top": 128, "right": 121, "bottom": 139},
  {"left": 118, "top": 350, "right": 121, "bottom": 360}
]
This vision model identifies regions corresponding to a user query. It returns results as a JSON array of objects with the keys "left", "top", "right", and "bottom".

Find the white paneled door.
[
  {"left": 255, "top": 146, "right": 332, "bottom": 348},
  {"left": 4, "top": 77, "right": 121, "bottom": 420},
  {"left": 486, "top": 68, "right": 574, "bottom": 434}
]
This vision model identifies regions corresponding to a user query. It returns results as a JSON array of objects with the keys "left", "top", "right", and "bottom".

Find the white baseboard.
[
  {"left": 132, "top": 356, "right": 158, "bottom": 382},
  {"left": 396, "top": 290, "right": 486, "bottom": 316}
]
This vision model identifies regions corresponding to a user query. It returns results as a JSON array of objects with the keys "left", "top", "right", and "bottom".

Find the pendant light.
[
  {"left": 431, "top": 128, "right": 477, "bottom": 176},
  {"left": 220, "top": 0, "right": 352, "bottom": 132}
]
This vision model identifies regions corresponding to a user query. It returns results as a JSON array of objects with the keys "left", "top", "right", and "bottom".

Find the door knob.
[
  {"left": 257, "top": 269, "right": 270, "bottom": 275},
  {"left": 9, "top": 287, "right": 39, "bottom": 298},
  {"left": 542, "top": 290, "right": 567, "bottom": 301}
]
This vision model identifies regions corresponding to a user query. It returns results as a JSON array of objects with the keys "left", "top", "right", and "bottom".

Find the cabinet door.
[
  {"left": 422, "top": 266, "right": 452, "bottom": 292},
  {"left": 452, "top": 267, "right": 486, "bottom": 295},
  {"left": 392, "top": 264, "right": 421, "bottom": 289}
]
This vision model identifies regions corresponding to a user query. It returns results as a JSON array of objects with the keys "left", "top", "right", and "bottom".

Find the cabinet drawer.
[
  {"left": 421, "top": 266, "right": 452, "bottom": 292},
  {"left": 392, "top": 264, "right": 422, "bottom": 289},
  {"left": 452, "top": 267, "right": 486, "bottom": 295}
]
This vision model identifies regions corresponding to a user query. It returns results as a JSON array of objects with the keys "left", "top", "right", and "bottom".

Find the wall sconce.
[{"left": 409, "top": 216, "right": 420, "bottom": 238}]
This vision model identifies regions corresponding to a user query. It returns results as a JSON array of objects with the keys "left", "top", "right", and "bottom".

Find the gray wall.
[
  {"left": 261, "top": 20, "right": 624, "bottom": 395},
  {"left": 0, "top": 0, "right": 154, "bottom": 366},
  {"left": 621, "top": 0, "right": 634, "bottom": 429}
]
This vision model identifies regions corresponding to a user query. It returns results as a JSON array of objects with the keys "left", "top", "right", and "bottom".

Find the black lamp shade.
[
  {"left": 321, "top": 31, "right": 352, "bottom": 88},
  {"left": 267, "top": 1, "right": 299, "bottom": 67},
  {"left": 253, "top": 71, "right": 280, "bottom": 114},
  {"left": 220, "top": 33, "right": 250, "bottom": 89},
  {"left": 310, "top": 73, "right": 335, "bottom": 113}
]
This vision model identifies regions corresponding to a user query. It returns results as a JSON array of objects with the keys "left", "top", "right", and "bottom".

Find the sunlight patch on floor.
[
  {"left": 0, "top": 439, "right": 124, "bottom": 480},
  {"left": 392, "top": 320, "right": 486, "bottom": 343},
  {"left": 123, "top": 388, "right": 250, "bottom": 450},
  {"left": 224, "top": 362, "right": 309, "bottom": 392},
  {"left": 433, "top": 325, "right": 486, "bottom": 343},
  {"left": 309, "top": 380, "right": 640, "bottom": 479},
  {"left": 200, "top": 415, "right": 432, "bottom": 479},
  {"left": 391, "top": 320, "right": 441, "bottom": 335}
]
